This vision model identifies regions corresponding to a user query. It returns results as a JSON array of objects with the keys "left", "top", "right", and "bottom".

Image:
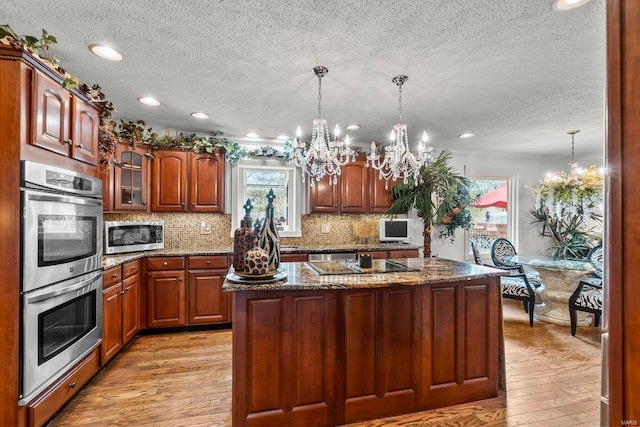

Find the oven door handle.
[
  {"left": 27, "top": 272, "right": 101, "bottom": 303},
  {"left": 26, "top": 192, "right": 102, "bottom": 207}
]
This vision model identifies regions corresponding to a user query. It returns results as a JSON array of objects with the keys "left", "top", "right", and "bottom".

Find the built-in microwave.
[{"left": 104, "top": 221, "right": 164, "bottom": 254}]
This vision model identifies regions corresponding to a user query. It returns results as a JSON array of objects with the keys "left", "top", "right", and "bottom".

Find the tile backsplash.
[{"left": 104, "top": 213, "right": 386, "bottom": 250}]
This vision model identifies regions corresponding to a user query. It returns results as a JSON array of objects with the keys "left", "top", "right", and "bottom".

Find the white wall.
[{"left": 425, "top": 149, "right": 603, "bottom": 262}]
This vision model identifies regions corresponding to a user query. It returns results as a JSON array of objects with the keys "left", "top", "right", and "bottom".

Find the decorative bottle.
[
  {"left": 232, "top": 199, "right": 256, "bottom": 271},
  {"left": 257, "top": 189, "right": 281, "bottom": 271}
]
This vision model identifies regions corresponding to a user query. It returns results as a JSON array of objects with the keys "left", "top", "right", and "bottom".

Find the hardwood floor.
[{"left": 49, "top": 300, "right": 601, "bottom": 426}]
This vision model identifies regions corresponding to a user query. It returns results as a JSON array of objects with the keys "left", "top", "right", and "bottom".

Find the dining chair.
[
  {"left": 569, "top": 244, "right": 604, "bottom": 336},
  {"left": 471, "top": 241, "right": 536, "bottom": 326},
  {"left": 490, "top": 238, "right": 544, "bottom": 291}
]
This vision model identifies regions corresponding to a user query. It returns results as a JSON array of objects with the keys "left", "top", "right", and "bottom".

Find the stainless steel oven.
[
  {"left": 19, "top": 271, "right": 102, "bottom": 404},
  {"left": 21, "top": 161, "right": 103, "bottom": 292},
  {"left": 19, "top": 161, "right": 103, "bottom": 405}
]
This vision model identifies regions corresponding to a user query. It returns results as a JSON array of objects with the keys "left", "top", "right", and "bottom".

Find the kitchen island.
[{"left": 224, "top": 258, "right": 506, "bottom": 426}]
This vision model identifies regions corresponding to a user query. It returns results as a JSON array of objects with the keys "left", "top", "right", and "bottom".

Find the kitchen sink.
[{"left": 306, "top": 259, "right": 419, "bottom": 275}]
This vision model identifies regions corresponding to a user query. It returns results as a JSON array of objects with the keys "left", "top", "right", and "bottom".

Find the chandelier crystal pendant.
[
  {"left": 289, "top": 66, "right": 355, "bottom": 185},
  {"left": 366, "top": 75, "right": 433, "bottom": 188}
]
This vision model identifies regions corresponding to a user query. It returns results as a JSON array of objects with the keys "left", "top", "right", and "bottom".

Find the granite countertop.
[
  {"left": 222, "top": 257, "right": 507, "bottom": 291},
  {"left": 102, "top": 243, "right": 421, "bottom": 270}
]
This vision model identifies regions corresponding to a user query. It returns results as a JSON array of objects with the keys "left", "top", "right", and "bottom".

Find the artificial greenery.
[
  {"left": 100, "top": 120, "right": 247, "bottom": 166},
  {"left": 530, "top": 165, "right": 603, "bottom": 259},
  {"left": 0, "top": 24, "right": 79, "bottom": 89},
  {"left": 385, "top": 150, "right": 473, "bottom": 257}
]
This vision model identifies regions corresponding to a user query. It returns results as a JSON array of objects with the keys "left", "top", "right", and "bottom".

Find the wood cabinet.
[
  {"left": 341, "top": 159, "right": 369, "bottom": 213},
  {"left": 280, "top": 253, "right": 309, "bottom": 262},
  {"left": 27, "top": 348, "right": 100, "bottom": 427},
  {"left": 187, "top": 255, "right": 231, "bottom": 324},
  {"left": 231, "top": 276, "right": 500, "bottom": 426},
  {"left": 101, "top": 260, "right": 140, "bottom": 365},
  {"left": 310, "top": 158, "right": 393, "bottom": 214},
  {"left": 340, "top": 288, "right": 419, "bottom": 423},
  {"left": 31, "top": 70, "right": 99, "bottom": 165},
  {"left": 146, "top": 257, "right": 186, "bottom": 328},
  {"left": 388, "top": 249, "right": 420, "bottom": 259},
  {"left": 151, "top": 151, "right": 188, "bottom": 212},
  {"left": 121, "top": 261, "right": 141, "bottom": 343},
  {"left": 233, "top": 290, "right": 338, "bottom": 426},
  {"left": 151, "top": 150, "right": 225, "bottom": 213},
  {"left": 369, "top": 168, "right": 395, "bottom": 213},
  {"left": 189, "top": 152, "right": 225, "bottom": 212},
  {"left": 113, "top": 142, "right": 150, "bottom": 211}
]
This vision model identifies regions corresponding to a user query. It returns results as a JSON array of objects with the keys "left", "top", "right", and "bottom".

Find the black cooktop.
[{"left": 306, "top": 260, "right": 420, "bottom": 276}]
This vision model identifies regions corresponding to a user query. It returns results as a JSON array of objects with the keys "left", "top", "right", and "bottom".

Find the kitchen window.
[{"left": 231, "top": 159, "right": 303, "bottom": 237}]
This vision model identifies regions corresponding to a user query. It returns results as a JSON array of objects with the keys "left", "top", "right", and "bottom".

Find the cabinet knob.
[
  {"left": 191, "top": 203, "right": 195, "bottom": 207},
  {"left": 120, "top": 290, "right": 125, "bottom": 294},
  {"left": 206, "top": 260, "right": 211, "bottom": 265},
  {"left": 68, "top": 382, "right": 76, "bottom": 389},
  {"left": 178, "top": 277, "right": 183, "bottom": 281},
  {"left": 112, "top": 273, "right": 118, "bottom": 278},
  {"left": 163, "top": 262, "right": 168, "bottom": 266},
  {"left": 142, "top": 202, "right": 147, "bottom": 206},
  {"left": 181, "top": 203, "right": 185, "bottom": 207},
  {"left": 131, "top": 266, "right": 136, "bottom": 271},
  {"left": 65, "top": 139, "right": 73, "bottom": 145},
  {"left": 76, "top": 143, "right": 84, "bottom": 149}
]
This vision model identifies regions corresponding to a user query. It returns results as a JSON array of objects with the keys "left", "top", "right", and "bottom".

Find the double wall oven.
[{"left": 19, "top": 161, "right": 103, "bottom": 405}]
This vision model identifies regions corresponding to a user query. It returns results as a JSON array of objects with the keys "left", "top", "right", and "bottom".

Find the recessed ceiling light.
[
  {"left": 345, "top": 124, "right": 361, "bottom": 131},
  {"left": 191, "top": 112, "right": 209, "bottom": 120},
  {"left": 276, "top": 134, "right": 289, "bottom": 140},
  {"left": 246, "top": 132, "right": 260, "bottom": 138},
  {"left": 88, "top": 44, "right": 123, "bottom": 61},
  {"left": 138, "top": 96, "right": 160, "bottom": 106},
  {"left": 458, "top": 133, "right": 475, "bottom": 139},
  {"left": 553, "top": 0, "right": 591, "bottom": 11}
]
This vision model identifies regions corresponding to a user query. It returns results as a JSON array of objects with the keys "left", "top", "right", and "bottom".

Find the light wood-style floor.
[{"left": 49, "top": 300, "right": 602, "bottom": 427}]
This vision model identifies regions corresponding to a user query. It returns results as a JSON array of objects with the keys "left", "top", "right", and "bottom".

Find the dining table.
[{"left": 508, "top": 255, "right": 595, "bottom": 326}]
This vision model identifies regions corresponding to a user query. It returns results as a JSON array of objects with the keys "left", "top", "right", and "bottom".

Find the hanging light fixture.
[
  {"left": 367, "top": 75, "right": 433, "bottom": 187},
  {"left": 567, "top": 129, "right": 582, "bottom": 177},
  {"left": 288, "top": 66, "right": 355, "bottom": 185}
]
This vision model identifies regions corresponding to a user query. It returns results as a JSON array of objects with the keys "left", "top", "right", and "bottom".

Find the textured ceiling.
[{"left": 2, "top": 0, "right": 605, "bottom": 160}]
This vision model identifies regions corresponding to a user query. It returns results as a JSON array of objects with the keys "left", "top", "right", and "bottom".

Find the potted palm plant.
[{"left": 385, "top": 150, "right": 473, "bottom": 257}]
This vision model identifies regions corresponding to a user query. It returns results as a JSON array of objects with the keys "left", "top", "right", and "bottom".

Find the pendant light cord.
[{"left": 317, "top": 74, "right": 322, "bottom": 119}]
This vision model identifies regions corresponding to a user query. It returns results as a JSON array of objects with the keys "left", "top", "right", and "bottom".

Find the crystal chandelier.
[
  {"left": 288, "top": 66, "right": 355, "bottom": 185},
  {"left": 367, "top": 75, "right": 433, "bottom": 187}
]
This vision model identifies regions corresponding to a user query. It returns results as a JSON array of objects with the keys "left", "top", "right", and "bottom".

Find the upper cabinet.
[
  {"left": 151, "top": 151, "right": 188, "bottom": 211},
  {"left": 151, "top": 150, "right": 225, "bottom": 213},
  {"left": 309, "top": 157, "right": 393, "bottom": 214},
  {"left": 31, "top": 70, "right": 100, "bottom": 165},
  {"left": 115, "top": 142, "right": 150, "bottom": 211},
  {"left": 369, "top": 168, "right": 394, "bottom": 213},
  {"left": 102, "top": 142, "right": 151, "bottom": 212},
  {"left": 189, "top": 152, "right": 225, "bottom": 212}
]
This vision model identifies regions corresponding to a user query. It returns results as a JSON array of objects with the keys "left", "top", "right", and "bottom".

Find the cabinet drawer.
[
  {"left": 388, "top": 249, "right": 420, "bottom": 259},
  {"left": 122, "top": 259, "right": 141, "bottom": 278},
  {"left": 280, "top": 253, "right": 309, "bottom": 262},
  {"left": 103, "top": 266, "right": 122, "bottom": 288},
  {"left": 357, "top": 251, "right": 388, "bottom": 259},
  {"left": 28, "top": 347, "right": 99, "bottom": 427},
  {"left": 187, "top": 255, "right": 229, "bottom": 270},
  {"left": 146, "top": 257, "right": 185, "bottom": 271}
]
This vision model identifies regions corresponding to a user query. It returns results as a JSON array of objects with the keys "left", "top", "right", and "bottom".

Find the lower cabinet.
[
  {"left": 101, "top": 260, "right": 140, "bottom": 365},
  {"left": 146, "top": 257, "right": 186, "bottom": 328},
  {"left": 280, "top": 252, "right": 309, "bottom": 262},
  {"left": 232, "top": 277, "right": 499, "bottom": 426},
  {"left": 187, "top": 255, "right": 231, "bottom": 324},
  {"left": 388, "top": 249, "right": 420, "bottom": 259},
  {"left": 27, "top": 347, "right": 100, "bottom": 427},
  {"left": 146, "top": 256, "right": 232, "bottom": 328}
]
